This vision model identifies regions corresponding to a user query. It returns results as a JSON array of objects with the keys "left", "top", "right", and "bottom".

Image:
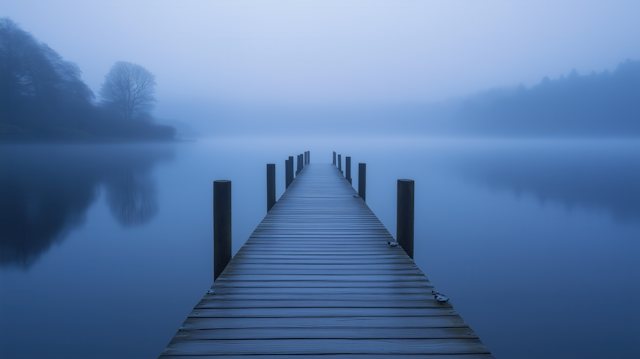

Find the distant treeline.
[
  {"left": 449, "top": 60, "right": 640, "bottom": 137},
  {"left": 182, "top": 59, "right": 640, "bottom": 139},
  {"left": 0, "top": 18, "right": 174, "bottom": 141}
]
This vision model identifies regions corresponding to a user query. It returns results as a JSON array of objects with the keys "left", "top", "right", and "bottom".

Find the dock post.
[
  {"left": 289, "top": 156, "right": 294, "bottom": 181},
  {"left": 285, "top": 158, "right": 289, "bottom": 189},
  {"left": 358, "top": 163, "right": 366, "bottom": 202},
  {"left": 213, "top": 180, "right": 232, "bottom": 281},
  {"left": 267, "top": 164, "right": 276, "bottom": 212},
  {"left": 397, "top": 179, "right": 415, "bottom": 259},
  {"left": 308, "top": 151, "right": 311, "bottom": 163},
  {"left": 333, "top": 151, "right": 336, "bottom": 165},
  {"left": 286, "top": 157, "right": 293, "bottom": 188},
  {"left": 288, "top": 156, "right": 294, "bottom": 187},
  {"left": 297, "top": 154, "right": 303, "bottom": 175},
  {"left": 345, "top": 156, "right": 352, "bottom": 184},
  {"left": 338, "top": 154, "right": 342, "bottom": 174}
]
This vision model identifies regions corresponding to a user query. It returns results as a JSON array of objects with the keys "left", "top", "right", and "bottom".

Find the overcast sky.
[{"left": 3, "top": 0, "right": 640, "bottom": 126}]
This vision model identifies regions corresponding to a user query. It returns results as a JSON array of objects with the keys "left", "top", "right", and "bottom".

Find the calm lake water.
[{"left": 1, "top": 138, "right": 638, "bottom": 358}]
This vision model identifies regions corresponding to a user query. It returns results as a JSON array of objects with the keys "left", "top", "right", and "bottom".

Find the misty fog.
[
  {"left": 159, "top": 60, "right": 640, "bottom": 138},
  {"left": 1, "top": 2, "right": 639, "bottom": 359},
  {"left": 3, "top": 1, "right": 640, "bottom": 140}
]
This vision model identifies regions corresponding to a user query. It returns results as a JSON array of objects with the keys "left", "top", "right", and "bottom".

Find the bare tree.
[{"left": 99, "top": 61, "right": 156, "bottom": 120}]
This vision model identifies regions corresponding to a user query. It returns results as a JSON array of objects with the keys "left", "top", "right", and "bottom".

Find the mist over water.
[
  {"left": 2, "top": 1, "right": 640, "bottom": 358},
  {"left": 1, "top": 138, "right": 638, "bottom": 358},
  {"left": 162, "top": 60, "right": 640, "bottom": 139}
]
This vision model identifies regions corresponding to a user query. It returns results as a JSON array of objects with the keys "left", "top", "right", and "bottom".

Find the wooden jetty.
[{"left": 160, "top": 160, "right": 493, "bottom": 358}]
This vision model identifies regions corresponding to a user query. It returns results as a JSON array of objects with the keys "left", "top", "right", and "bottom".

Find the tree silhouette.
[
  {"left": 0, "top": 18, "right": 93, "bottom": 130},
  {"left": 99, "top": 61, "right": 156, "bottom": 120},
  {"left": 1, "top": 19, "right": 174, "bottom": 140}
]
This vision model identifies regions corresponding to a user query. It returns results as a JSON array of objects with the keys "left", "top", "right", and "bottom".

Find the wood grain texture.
[
  {"left": 161, "top": 355, "right": 495, "bottom": 359},
  {"left": 169, "top": 327, "right": 478, "bottom": 340},
  {"left": 179, "top": 316, "right": 470, "bottom": 330},
  {"left": 162, "top": 339, "right": 490, "bottom": 355},
  {"left": 159, "top": 163, "right": 493, "bottom": 358}
]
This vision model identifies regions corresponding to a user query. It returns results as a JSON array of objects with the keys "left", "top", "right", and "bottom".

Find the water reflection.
[
  {"left": 106, "top": 170, "right": 158, "bottom": 227},
  {"left": 447, "top": 142, "right": 640, "bottom": 223},
  {"left": 0, "top": 144, "right": 174, "bottom": 269}
]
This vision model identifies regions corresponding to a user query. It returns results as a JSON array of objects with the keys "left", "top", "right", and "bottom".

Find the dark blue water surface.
[{"left": 1, "top": 138, "right": 638, "bottom": 358}]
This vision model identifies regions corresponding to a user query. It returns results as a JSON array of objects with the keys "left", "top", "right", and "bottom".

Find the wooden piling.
[
  {"left": 358, "top": 163, "right": 366, "bottom": 202},
  {"left": 285, "top": 159, "right": 289, "bottom": 189},
  {"left": 286, "top": 157, "right": 294, "bottom": 188},
  {"left": 289, "top": 156, "right": 294, "bottom": 185},
  {"left": 346, "top": 156, "right": 352, "bottom": 184},
  {"left": 213, "top": 180, "right": 231, "bottom": 281},
  {"left": 333, "top": 151, "right": 336, "bottom": 165},
  {"left": 397, "top": 179, "right": 415, "bottom": 259},
  {"left": 267, "top": 164, "right": 275, "bottom": 212},
  {"left": 338, "top": 154, "right": 342, "bottom": 174}
]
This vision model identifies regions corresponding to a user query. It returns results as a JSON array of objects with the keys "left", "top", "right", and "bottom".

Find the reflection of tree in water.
[
  {"left": 0, "top": 144, "right": 173, "bottom": 269},
  {"left": 0, "top": 170, "right": 96, "bottom": 268},
  {"left": 106, "top": 170, "right": 158, "bottom": 227}
]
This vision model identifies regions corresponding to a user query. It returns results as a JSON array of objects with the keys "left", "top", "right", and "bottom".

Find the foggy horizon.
[{"left": 4, "top": 0, "right": 640, "bottom": 138}]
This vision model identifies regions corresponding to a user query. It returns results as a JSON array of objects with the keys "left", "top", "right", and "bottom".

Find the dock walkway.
[{"left": 160, "top": 163, "right": 493, "bottom": 358}]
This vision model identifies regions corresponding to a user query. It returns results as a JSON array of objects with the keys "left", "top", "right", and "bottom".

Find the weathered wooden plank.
[
  {"left": 248, "top": 236, "right": 389, "bottom": 239},
  {"left": 233, "top": 254, "right": 409, "bottom": 259},
  {"left": 224, "top": 269, "right": 424, "bottom": 275},
  {"left": 212, "top": 281, "right": 435, "bottom": 288},
  {"left": 236, "top": 250, "right": 404, "bottom": 255},
  {"left": 170, "top": 327, "right": 478, "bottom": 340},
  {"left": 161, "top": 355, "right": 495, "bottom": 359},
  {"left": 162, "top": 338, "right": 490, "bottom": 355},
  {"left": 198, "top": 293, "right": 445, "bottom": 301},
  {"left": 239, "top": 246, "right": 396, "bottom": 251},
  {"left": 195, "top": 299, "right": 451, "bottom": 309},
  {"left": 180, "top": 316, "right": 470, "bottom": 329},
  {"left": 221, "top": 258, "right": 416, "bottom": 264},
  {"left": 202, "top": 294, "right": 444, "bottom": 302},
  {"left": 224, "top": 263, "right": 422, "bottom": 270},
  {"left": 189, "top": 307, "right": 457, "bottom": 318},
  {"left": 216, "top": 274, "right": 430, "bottom": 281},
  {"left": 209, "top": 287, "right": 436, "bottom": 294}
]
